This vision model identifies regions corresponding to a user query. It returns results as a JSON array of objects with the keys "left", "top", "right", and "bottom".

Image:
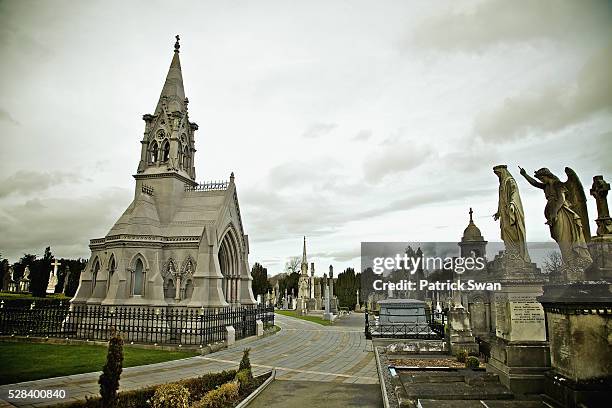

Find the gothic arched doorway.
[{"left": 219, "top": 228, "right": 240, "bottom": 304}]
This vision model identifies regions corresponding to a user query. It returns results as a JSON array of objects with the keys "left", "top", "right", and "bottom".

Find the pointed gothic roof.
[{"left": 155, "top": 36, "right": 186, "bottom": 114}]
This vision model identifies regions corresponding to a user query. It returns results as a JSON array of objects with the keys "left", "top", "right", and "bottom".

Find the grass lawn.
[
  {"left": 275, "top": 310, "right": 332, "bottom": 326},
  {"left": 0, "top": 342, "right": 198, "bottom": 385}
]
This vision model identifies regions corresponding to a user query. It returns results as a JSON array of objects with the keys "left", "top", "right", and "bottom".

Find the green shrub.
[
  {"left": 235, "top": 369, "right": 252, "bottom": 391},
  {"left": 57, "top": 371, "right": 237, "bottom": 408},
  {"left": 192, "top": 381, "right": 239, "bottom": 408},
  {"left": 98, "top": 331, "right": 123, "bottom": 407},
  {"left": 455, "top": 349, "right": 467, "bottom": 363},
  {"left": 239, "top": 348, "right": 252, "bottom": 378},
  {"left": 178, "top": 370, "right": 237, "bottom": 402},
  {"left": 150, "top": 383, "right": 190, "bottom": 408},
  {"left": 465, "top": 356, "right": 480, "bottom": 369}
]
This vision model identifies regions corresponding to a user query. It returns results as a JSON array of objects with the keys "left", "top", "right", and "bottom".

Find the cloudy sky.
[{"left": 1, "top": 0, "right": 611, "bottom": 275}]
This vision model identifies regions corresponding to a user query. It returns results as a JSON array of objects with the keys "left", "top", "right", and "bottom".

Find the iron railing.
[
  {"left": 0, "top": 303, "right": 274, "bottom": 346},
  {"left": 364, "top": 309, "right": 446, "bottom": 340},
  {"left": 185, "top": 181, "right": 229, "bottom": 192}
]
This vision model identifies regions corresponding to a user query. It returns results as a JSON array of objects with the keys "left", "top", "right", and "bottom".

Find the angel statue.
[
  {"left": 519, "top": 166, "right": 592, "bottom": 279},
  {"left": 493, "top": 165, "right": 530, "bottom": 263}
]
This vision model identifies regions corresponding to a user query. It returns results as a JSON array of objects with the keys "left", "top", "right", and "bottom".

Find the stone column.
[{"left": 323, "top": 273, "right": 332, "bottom": 321}]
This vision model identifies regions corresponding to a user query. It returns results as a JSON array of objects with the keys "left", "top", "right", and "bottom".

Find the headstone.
[
  {"left": 62, "top": 266, "right": 72, "bottom": 294},
  {"left": 256, "top": 319, "right": 264, "bottom": 337},
  {"left": 7, "top": 267, "right": 17, "bottom": 292},
  {"left": 485, "top": 252, "right": 550, "bottom": 394},
  {"left": 47, "top": 259, "right": 61, "bottom": 294},
  {"left": 19, "top": 266, "right": 31, "bottom": 292},
  {"left": 225, "top": 325, "right": 235, "bottom": 346},
  {"left": 448, "top": 305, "right": 479, "bottom": 356}
]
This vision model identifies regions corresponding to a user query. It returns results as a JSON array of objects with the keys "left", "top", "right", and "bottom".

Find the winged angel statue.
[{"left": 519, "top": 166, "right": 592, "bottom": 277}]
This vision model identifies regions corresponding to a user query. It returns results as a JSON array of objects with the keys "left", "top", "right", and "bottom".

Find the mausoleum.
[{"left": 72, "top": 37, "right": 256, "bottom": 309}]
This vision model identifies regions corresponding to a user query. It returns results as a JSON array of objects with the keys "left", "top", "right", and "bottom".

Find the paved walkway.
[{"left": 0, "top": 313, "right": 378, "bottom": 407}]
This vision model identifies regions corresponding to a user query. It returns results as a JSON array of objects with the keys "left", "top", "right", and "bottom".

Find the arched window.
[
  {"left": 92, "top": 260, "right": 100, "bottom": 293},
  {"left": 164, "top": 279, "right": 175, "bottom": 300},
  {"left": 133, "top": 259, "right": 144, "bottom": 295},
  {"left": 162, "top": 140, "right": 170, "bottom": 162},
  {"left": 177, "top": 142, "right": 183, "bottom": 168},
  {"left": 183, "top": 146, "right": 189, "bottom": 169},
  {"left": 184, "top": 279, "right": 194, "bottom": 299},
  {"left": 150, "top": 141, "right": 159, "bottom": 163},
  {"left": 108, "top": 256, "right": 116, "bottom": 288}
]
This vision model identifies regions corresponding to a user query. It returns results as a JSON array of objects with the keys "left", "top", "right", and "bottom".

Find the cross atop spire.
[
  {"left": 155, "top": 36, "right": 185, "bottom": 114},
  {"left": 469, "top": 207, "right": 474, "bottom": 223}
]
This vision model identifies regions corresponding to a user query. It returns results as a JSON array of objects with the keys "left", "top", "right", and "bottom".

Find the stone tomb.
[
  {"left": 377, "top": 298, "right": 429, "bottom": 331},
  {"left": 488, "top": 279, "right": 550, "bottom": 395}
]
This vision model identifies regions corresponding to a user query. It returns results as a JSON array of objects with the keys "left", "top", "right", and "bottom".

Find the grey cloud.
[
  {"left": 0, "top": 170, "right": 81, "bottom": 198},
  {"left": 364, "top": 143, "right": 434, "bottom": 183},
  {"left": 311, "top": 248, "right": 360, "bottom": 263},
  {"left": 242, "top": 174, "right": 493, "bottom": 245},
  {"left": 0, "top": 188, "right": 131, "bottom": 261},
  {"left": 409, "top": 0, "right": 611, "bottom": 51},
  {"left": 302, "top": 122, "right": 337, "bottom": 139},
  {"left": 0, "top": 109, "right": 19, "bottom": 125},
  {"left": 266, "top": 158, "right": 341, "bottom": 190},
  {"left": 361, "top": 186, "right": 494, "bottom": 220},
  {"left": 475, "top": 43, "right": 612, "bottom": 141},
  {"left": 352, "top": 129, "right": 372, "bottom": 141}
]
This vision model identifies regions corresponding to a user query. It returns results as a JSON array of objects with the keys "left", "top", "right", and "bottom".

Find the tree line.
[{"left": 0, "top": 247, "right": 87, "bottom": 297}]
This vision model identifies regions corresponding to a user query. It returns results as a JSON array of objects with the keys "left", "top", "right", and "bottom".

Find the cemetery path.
[{"left": 0, "top": 313, "right": 378, "bottom": 407}]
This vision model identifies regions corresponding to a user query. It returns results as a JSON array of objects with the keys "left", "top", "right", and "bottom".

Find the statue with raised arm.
[
  {"left": 519, "top": 166, "right": 592, "bottom": 279},
  {"left": 493, "top": 165, "right": 530, "bottom": 263}
]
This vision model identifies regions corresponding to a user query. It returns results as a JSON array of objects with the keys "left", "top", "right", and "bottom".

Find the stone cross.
[
  {"left": 51, "top": 259, "right": 61, "bottom": 276},
  {"left": 591, "top": 175, "right": 612, "bottom": 236},
  {"left": 46, "top": 259, "right": 61, "bottom": 294}
]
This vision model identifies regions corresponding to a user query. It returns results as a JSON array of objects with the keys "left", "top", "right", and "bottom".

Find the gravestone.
[
  {"left": 47, "top": 259, "right": 61, "bottom": 294},
  {"left": 7, "top": 267, "right": 17, "bottom": 292},
  {"left": 486, "top": 253, "right": 549, "bottom": 394},
  {"left": 62, "top": 266, "right": 72, "bottom": 294},
  {"left": 19, "top": 266, "right": 31, "bottom": 292}
]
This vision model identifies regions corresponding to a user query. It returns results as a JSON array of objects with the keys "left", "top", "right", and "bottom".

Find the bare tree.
[
  {"left": 284, "top": 256, "right": 301, "bottom": 274},
  {"left": 542, "top": 251, "right": 563, "bottom": 282}
]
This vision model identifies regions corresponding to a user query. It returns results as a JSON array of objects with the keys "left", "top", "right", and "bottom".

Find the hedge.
[{"left": 56, "top": 370, "right": 237, "bottom": 408}]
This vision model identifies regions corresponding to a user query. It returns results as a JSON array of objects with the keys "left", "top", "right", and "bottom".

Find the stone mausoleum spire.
[
  {"left": 137, "top": 34, "right": 197, "bottom": 181},
  {"left": 301, "top": 236, "right": 308, "bottom": 276}
]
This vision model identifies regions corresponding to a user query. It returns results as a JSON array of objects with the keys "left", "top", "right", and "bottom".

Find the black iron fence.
[
  {"left": 0, "top": 303, "right": 274, "bottom": 346},
  {"left": 365, "top": 309, "right": 446, "bottom": 340}
]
